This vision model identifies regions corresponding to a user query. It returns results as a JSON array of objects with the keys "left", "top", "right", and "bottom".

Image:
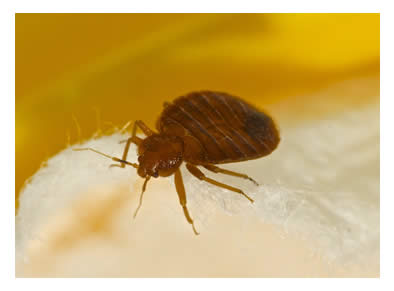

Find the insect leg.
[
  {"left": 186, "top": 163, "right": 254, "bottom": 203},
  {"left": 203, "top": 165, "right": 259, "bottom": 186},
  {"left": 133, "top": 120, "right": 154, "bottom": 137},
  {"left": 110, "top": 136, "right": 141, "bottom": 168},
  {"left": 111, "top": 120, "right": 152, "bottom": 168},
  {"left": 174, "top": 169, "right": 199, "bottom": 235}
]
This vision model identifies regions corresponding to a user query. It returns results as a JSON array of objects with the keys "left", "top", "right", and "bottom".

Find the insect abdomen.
[{"left": 158, "top": 91, "right": 280, "bottom": 164}]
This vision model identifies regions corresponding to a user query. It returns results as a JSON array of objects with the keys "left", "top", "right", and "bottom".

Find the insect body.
[{"left": 75, "top": 91, "right": 280, "bottom": 235}]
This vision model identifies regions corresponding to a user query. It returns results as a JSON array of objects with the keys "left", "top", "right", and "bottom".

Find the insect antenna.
[
  {"left": 133, "top": 176, "right": 151, "bottom": 219},
  {"left": 73, "top": 147, "right": 138, "bottom": 169}
]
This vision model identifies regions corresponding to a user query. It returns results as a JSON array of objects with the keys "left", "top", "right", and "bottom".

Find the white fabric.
[{"left": 15, "top": 103, "right": 379, "bottom": 277}]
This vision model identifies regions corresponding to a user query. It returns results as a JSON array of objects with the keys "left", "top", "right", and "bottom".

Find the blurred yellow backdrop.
[{"left": 15, "top": 13, "right": 379, "bottom": 211}]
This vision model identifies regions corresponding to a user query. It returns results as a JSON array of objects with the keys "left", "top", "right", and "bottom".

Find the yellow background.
[{"left": 15, "top": 13, "right": 380, "bottom": 210}]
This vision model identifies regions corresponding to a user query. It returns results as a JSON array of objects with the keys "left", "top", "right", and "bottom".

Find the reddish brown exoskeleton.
[{"left": 74, "top": 91, "right": 280, "bottom": 235}]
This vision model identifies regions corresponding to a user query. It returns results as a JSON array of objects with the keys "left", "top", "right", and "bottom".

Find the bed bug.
[{"left": 74, "top": 91, "right": 280, "bottom": 235}]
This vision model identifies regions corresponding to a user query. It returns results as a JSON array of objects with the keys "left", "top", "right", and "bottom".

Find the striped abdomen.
[{"left": 157, "top": 91, "right": 280, "bottom": 165}]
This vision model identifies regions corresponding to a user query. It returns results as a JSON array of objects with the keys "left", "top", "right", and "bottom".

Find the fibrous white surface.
[{"left": 15, "top": 103, "right": 379, "bottom": 277}]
